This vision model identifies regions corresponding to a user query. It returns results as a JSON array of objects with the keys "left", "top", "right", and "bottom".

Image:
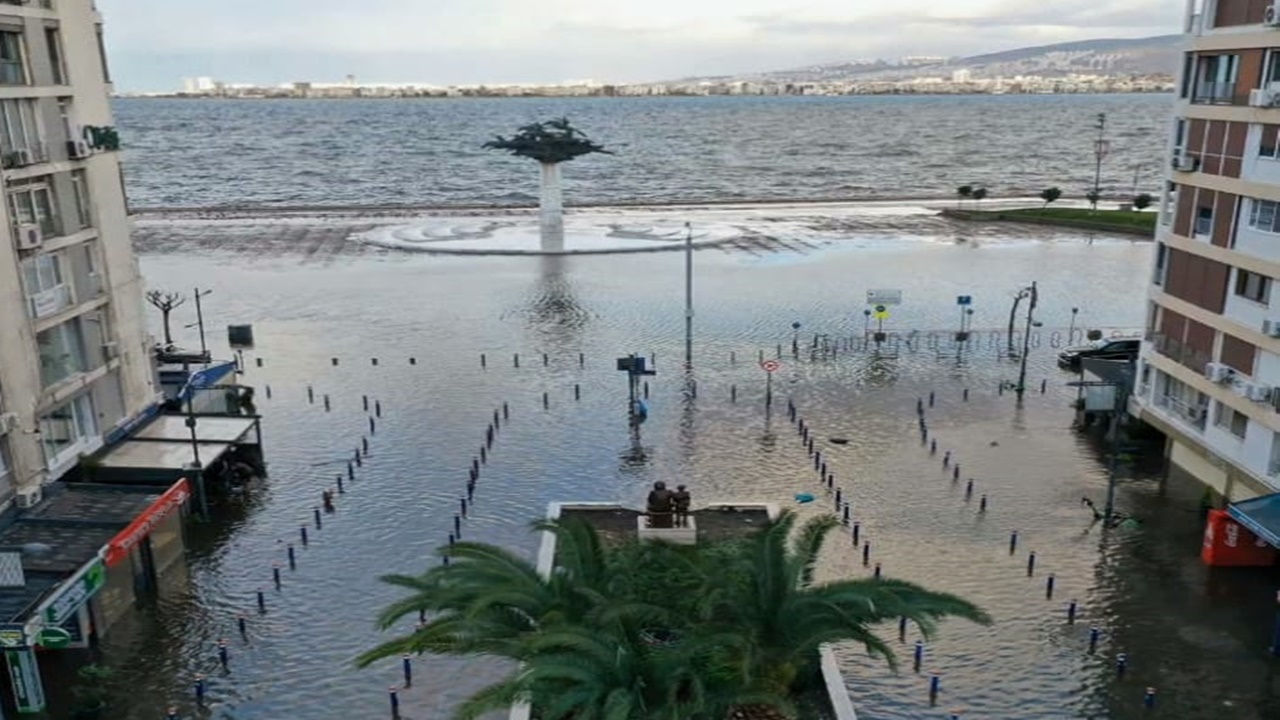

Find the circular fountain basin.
[{"left": 356, "top": 217, "right": 740, "bottom": 255}]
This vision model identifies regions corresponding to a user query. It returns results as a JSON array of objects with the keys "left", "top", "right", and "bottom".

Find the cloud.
[{"left": 95, "top": 0, "right": 1183, "bottom": 91}]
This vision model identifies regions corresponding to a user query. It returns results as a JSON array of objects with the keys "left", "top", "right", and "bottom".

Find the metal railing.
[
  {"left": 1150, "top": 333, "right": 1213, "bottom": 375},
  {"left": 27, "top": 284, "right": 73, "bottom": 319},
  {"left": 1193, "top": 80, "right": 1237, "bottom": 105},
  {"left": 1154, "top": 392, "right": 1208, "bottom": 431}
]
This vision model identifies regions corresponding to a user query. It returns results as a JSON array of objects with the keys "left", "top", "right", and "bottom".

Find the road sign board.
[
  {"left": 40, "top": 558, "right": 105, "bottom": 626},
  {"left": 760, "top": 360, "right": 781, "bottom": 373},
  {"left": 867, "top": 289, "right": 902, "bottom": 305},
  {"left": 873, "top": 304, "right": 890, "bottom": 320},
  {"left": 0, "top": 624, "right": 25, "bottom": 648},
  {"left": 6, "top": 648, "right": 45, "bottom": 713},
  {"left": 956, "top": 295, "right": 973, "bottom": 306},
  {"left": 35, "top": 627, "right": 71, "bottom": 649}
]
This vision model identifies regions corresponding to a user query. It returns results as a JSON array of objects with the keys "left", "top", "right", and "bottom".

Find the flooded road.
[{"left": 94, "top": 211, "right": 1280, "bottom": 719}]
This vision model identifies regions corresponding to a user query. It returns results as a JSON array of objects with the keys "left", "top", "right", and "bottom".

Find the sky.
[{"left": 95, "top": 0, "right": 1184, "bottom": 92}]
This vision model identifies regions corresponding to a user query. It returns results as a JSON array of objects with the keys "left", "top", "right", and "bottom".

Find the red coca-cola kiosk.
[{"left": 1201, "top": 509, "right": 1277, "bottom": 567}]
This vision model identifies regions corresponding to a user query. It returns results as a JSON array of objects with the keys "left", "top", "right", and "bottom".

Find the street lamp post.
[
  {"left": 1006, "top": 288, "right": 1029, "bottom": 356},
  {"left": 1092, "top": 113, "right": 1109, "bottom": 210},
  {"left": 684, "top": 223, "right": 693, "bottom": 374},
  {"left": 791, "top": 322, "right": 801, "bottom": 356},
  {"left": 186, "top": 287, "right": 213, "bottom": 361},
  {"left": 1068, "top": 307, "right": 1080, "bottom": 344},
  {"left": 1015, "top": 281, "right": 1039, "bottom": 403}
]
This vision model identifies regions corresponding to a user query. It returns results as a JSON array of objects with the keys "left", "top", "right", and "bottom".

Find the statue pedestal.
[{"left": 637, "top": 516, "right": 697, "bottom": 545}]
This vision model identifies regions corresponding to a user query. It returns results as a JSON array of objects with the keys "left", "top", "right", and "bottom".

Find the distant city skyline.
[{"left": 97, "top": 0, "right": 1183, "bottom": 92}]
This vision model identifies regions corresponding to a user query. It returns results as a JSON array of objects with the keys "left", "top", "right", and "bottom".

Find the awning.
[{"left": 1226, "top": 493, "right": 1280, "bottom": 548}]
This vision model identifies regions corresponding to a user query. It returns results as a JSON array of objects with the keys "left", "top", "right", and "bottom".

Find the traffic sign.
[
  {"left": 35, "top": 627, "right": 71, "bottom": 649},
  {"left": 867, "top": 289, "right": 902, "bottom": 305},
  {"left": 873, "top": 304, "right": 890, "bottom": 320},
  {"left": 40, "top": 558, "right": 105, "bottom": 626},
  {"left": 0, "top": 625, "right": 24, "bottom": 648},
  {"left": 957, "top": 295, "right": 973, "bottom": 306},
  {"left": 760, "top": 359, "right": 781, "bottom": 373}
]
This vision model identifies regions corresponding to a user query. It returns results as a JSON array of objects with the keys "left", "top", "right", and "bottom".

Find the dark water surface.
[
  {"left": 113, "top": 94, "right": 1172, "bottom": 209},
  {"left": 85, "top": 229, "right": 1280, "bottom": 719}
]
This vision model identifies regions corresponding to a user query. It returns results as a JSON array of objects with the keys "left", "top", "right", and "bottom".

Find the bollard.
[
  {"left": 503, "top": 402, "right": 509, "bottom": 419},
  {"left": 257, "top": 589, "right": 266, "bottom": 613},
  {"left": 442, "top": 555, "right": 450, "bottom": 567},
  {"left": 1116, "top": 653, "right": 1128, "bottom": 678},
  {"left": 579, "top": 352, "right": 584, "bottom": 367},
  {"left": 952, "top": 465, "right": 960, "bottom": 481},
  {"left": 1067, "top": 599, "right": 1078, "bottom": 624},
  {"left": 964, "top": 478, "right": 974, "bottom": 498},
  {"left": 300, "top": 525, "right": 309, "bottom": 546},
  {"left": 314, "top": 507, "right": 323, "bottom": 529},
  {"left": 898, "top": 616, "right": 907, "bottom": 640},
  {"left": 929, "top": 673, "right": 940, "bottom": 704},
  {"left": 307, "top": 386, "right": 314, "bottom": 403},
  {"left": 842, "top": 504, "right": 850, "bottom": 525},
  {"left": 930, "top": 438, "right": 937, "bottom": 455},
  {"left": 827, "top": 473, "right": 834, "bottom": 489},
  {"left": 389, "top": 686, "right": 400, "bottom": 716},
  {"left": 543, "top": 352, "right": 548, "bottom": 367},
  {"left": 375, "top": 400, "right": 382, "bottom": 417},
  {"left": 460, "top": 498, "right": 468, "bottom": 517},
  {"left": 272, "top": 564, "right": 281, "bottom": 589},
  {"left": 873, "top": 562, "right": 882, "bottom": 579},
  {"left": 466, "top": 482, "right": 475, "bottom": 502},
  {"left": 731, "top": 385, "right": 736, "bottom": 402},
  {"left": 913, "top": 640, "right": 924, "bottom": 672},
  {"left": 1045, "top": 574, "right": 1055, "bottom": 599},
  {"left": 963, "top": 388, "right": 969, "bottom": 401},
  {"left": 1040, "top": 378, "right": 1047, "bottom": 394},
  {"left": 402, "top": 654, "right": 413, "bottom": 688},
  {"left": 862, "top": 541, "right": 871, "bottom": 567},
  {"left": 323, "top": 395, "right": 330, "bottom": 411},
  {"left": 369, "top": 417, "right": 376, "bottom": 434},
  {"left": 355, "top": 449, "right": 363, "bottom": 468},
  {"left": 820, "top": 461, "right": 827, "bottom": 477},
  {"left": 1027, "top": 551, "right": 1036, "bottom": 576},
  {"left": 336, "top": 474, "right": 345, "bottom": 494},
  {"left": 481, "top": 446, "right": 487, "bottom": 464},
  {"left": 237, "top": 615, "right": 247, "bottom": 636},
  {"left": 575, "top": 384, "right": 581, "bottom": 401},
  {"left": 998, "top": 382, "right": 1004, "bottom": 396},
  {"left": 978, "top": 494, "right": 988, "bottom": 513},
  {"left": 776, "top": 343, "right": 782, "bottom": 357},
  {"left": 916, "top": 398, "right": 924, "bottom": 415},
  {"left": 347, "top": 461, "right": 355, "bottom": 480},
  {"left": 813, "top": 454, "right": 820, "bottom": 470},
  {"left": 1089, "top": 627, "right": 1100, "bottom": 653},
  {"left": 929, "top": 391, "right": 935, "bottom": 407},
  {"left": 1009, "top": 530, "right": 1018, "bottom": 554},
  {"left": 852, "top": 522, "right": 860, "bottom": 545},
  {"left": 481, "top": 353, "right": 487, "bottom": 368},
  {"left": 195, "top": 674, "right": 206, "bottom": 704},
  {"left": 287, "top": 544, "right": 296, "bottom": 570},
  {"left": 218, "top": 639, "right": 229, "bottom": 668},
  {"left": 943, "top": 451, "right": 951, "bottom": 468},
  {"left": 453, "top": 514, "right": 462, "bottom": 538},
  {"left": 514, "top": 353, "right": 520, "bottom": 368},
  {"left": 363, "top": 395, "right": 370, "bottom": 411},
  {"left": 409, "top": 357, "right": 416, "bottom": 365},
  {"left": 372, "top": 357, "right": 378, "bottom": 366},
  {"left": 448, "top": 533, "right": 455, "bottom": 546},
  {"left": 643, "top": 382, "right": 649, "bottom": 399},
  {"left": 543, "top": 391, "right": 549, "bottom": 409},
  {"left": 265, "top": 384, "right": 272, "bottom": 399},
  {"left": 1143, "top": 687, "right": 1156, "bottom": 709},
  {"left": 834, "top": 488, "right": 842, "bottom": 508}
]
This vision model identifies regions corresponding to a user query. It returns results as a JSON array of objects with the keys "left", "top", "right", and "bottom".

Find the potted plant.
[{"left": 70, "top": 664, "right": 113, "bottom": 720}]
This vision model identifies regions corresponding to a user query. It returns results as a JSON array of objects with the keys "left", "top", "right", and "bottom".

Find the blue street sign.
[{"left": 956, "top": 295, "right": 973, "bottom": 306}]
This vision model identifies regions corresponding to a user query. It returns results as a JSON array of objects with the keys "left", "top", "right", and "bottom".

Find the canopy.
[{"left": 1226, "top": 492, "right": 1280, "bottom": 548}]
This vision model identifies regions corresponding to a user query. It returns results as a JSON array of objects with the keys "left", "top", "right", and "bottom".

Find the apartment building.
[{"left": 0, "top": 0, "right": 155, "bottom": 507}]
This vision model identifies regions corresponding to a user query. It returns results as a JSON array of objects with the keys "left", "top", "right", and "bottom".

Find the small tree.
[
  {"left": 1039, "top": 187, "right": 1062, "bottom": 210},
  {"left": 971, "top": 187, "right": 988, "bottom": 204},
  {"left": 956, "top": 185, "right": 973, "bottom": 209},
  {"left": 145, "top": 290, "right": 186, "bottom": 346},
  {"left": 1132, "top": 193, "right": 1153, "bottom": 211},
  {"left": 1085, "top": 189, "right": 1101, "bottom": 211}
]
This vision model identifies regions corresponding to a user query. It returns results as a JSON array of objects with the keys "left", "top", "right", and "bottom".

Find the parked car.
[{"left": 1057, "top": 337, "right": 1141, "bottom": 371}]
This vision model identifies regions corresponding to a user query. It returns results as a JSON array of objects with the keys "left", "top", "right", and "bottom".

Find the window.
[
  {"left": 1195, "top": 205, "right": 1214, "bottom": 236},
  {"left": 1153, "top": 243, "right": 1168, "bottom": 285},
  {"left": 0, "top": 99, "right": 42, "bottom": 158},
  {"left": 39, "top": 393, "right": 96, "bottom": 466},
  {"left": 44, "top": 28, "right": 65, "bottom": 85},
  {"left": 1266, "top": 50, "right": 1280, "bottom": 86},
  {"left": 8, "top": 178, "right": 59, "bottom": 237},
  {"left": 36, "top": 319, "right": 87, "bottom": 387},
  {"left": 1248, "top": 199, "right": 1280, "bottom": 233},
  {"left": 1195, "top": 54, "right": 1239, "bottom": 102},
  {"left": 1235, "top": 269, "right": 1271, "bottom": 303},
  {"left": 1215, "top": 402, "right": 1249, "bottom": 439},
  {"left": 20, "top": 253, "right": 72, "bottom": 318},
  {"left": 94, "top": 26, "right": 109, "bottom": 82},
  {"left": 70, "top": 170, "right": 91, "bottom": 229},
  {"left": 0, "top": 31, "right": 25, "bottom": 85},
  {"left": 1261, "top": 126, "right": 1280, "bottom": 159}
]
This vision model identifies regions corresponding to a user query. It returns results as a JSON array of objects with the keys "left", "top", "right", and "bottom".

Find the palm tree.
[
  {"left": 1039, "top": 187, "right": 1062, "bottom": 210},
  {"left": 955, "top": 185, "right": 973, "bottom": 209},
  {"left": 484, "top": 118, "right": 611, "bottom": 249},
  {"left": 701, "top": 512, "right": 991, "bottom": 697}
]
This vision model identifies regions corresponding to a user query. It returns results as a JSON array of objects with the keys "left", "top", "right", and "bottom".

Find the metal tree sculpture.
[
  {"left": 483, "top": 118, "right": 611, "bottom": 248},
  {"left": 145, "top": 290, "right": 186, "bottom": 346}
]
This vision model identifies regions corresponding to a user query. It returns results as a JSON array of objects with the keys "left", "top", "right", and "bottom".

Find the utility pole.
[
  {"left": 190, "top": 287, "right": 212, "bottom": 360},
  {"left": 1015, "top": 281, "right": 1038, "bottom": 403},
  {"left": 1092, "top": 113, "right": 1109, "bottom": 210},
  {"left": 683, "top": 222, "right": 693, "bottom": 373}
]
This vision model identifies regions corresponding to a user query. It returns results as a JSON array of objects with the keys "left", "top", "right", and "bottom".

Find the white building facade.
[{"left": 0, "top": 0, "right": 156, "bottom": 506}]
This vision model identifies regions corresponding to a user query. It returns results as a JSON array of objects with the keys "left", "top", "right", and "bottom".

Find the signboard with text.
[
  {"left": 866, "top": 289, "right": 902, "bottom": 305},
  {"left": 40, "top": 558, "right": 105, "bottom": 626},
  {"left": 6, "top": 648, "right": 45, "bottom": 713},
  {"left": 105, "top": 478, "right": 190, "bottom": 567}
]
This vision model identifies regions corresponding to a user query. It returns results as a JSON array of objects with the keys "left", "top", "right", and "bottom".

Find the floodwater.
[{"left": 88, "top": 209, "right": 1280, "bottom": 719}]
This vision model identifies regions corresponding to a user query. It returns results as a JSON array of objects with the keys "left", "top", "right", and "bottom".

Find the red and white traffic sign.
[{"left": 760, "top": 359, "right": 781, "bottom": 373}]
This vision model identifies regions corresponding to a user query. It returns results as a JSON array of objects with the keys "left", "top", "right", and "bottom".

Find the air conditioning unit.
[
  {"left": 15, "top": 487, "right": 42, "bottom": 509},
  {"left": 1249, "top": 87, "right": 1280, "bottom": 107},
  {"left": 1172, "top": 153, "right": 1198, "bottom": 172},
  {"left": 66, "top": 139, "right": 91, "bottom": 159},
  {"left": 1247, "top": 384, "right": 1273, "bottom": 402},
  {"left": 1266, "top": 3, "right": 1280, "bottom": 26},
  {"left": 0, "top": 412, "right": 16, "bottom": 434},
  {"left": 1204, "top": 362, "right": 1234, "bottom": 383},
  {"left": 14, "top": 223, "right": 41, "bottom": 250},
  {"left": 1264, "top": 320, "right": 1280, "bottom": 338},
  {"left": 9, "top": 148, "right": 35, "bottom": 167}
]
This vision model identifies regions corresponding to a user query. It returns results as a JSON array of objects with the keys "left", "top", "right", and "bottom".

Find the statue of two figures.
[{"left": 646, "top": 481, "right": 691, "bottom": 529}]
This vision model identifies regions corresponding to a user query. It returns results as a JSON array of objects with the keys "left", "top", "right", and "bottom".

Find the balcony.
[
  {"left": 28, "top": 284, "right": 73, "bottom": 319},
  {"left": 1150, "top": 332, "right": 1213, "bottom": 375},
  {"left": 1154, "top": 392, "right": 1209, "bottom": 432},
  {"left": 1192, "top": 81, "right": 1240, "bottom": 105}
]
